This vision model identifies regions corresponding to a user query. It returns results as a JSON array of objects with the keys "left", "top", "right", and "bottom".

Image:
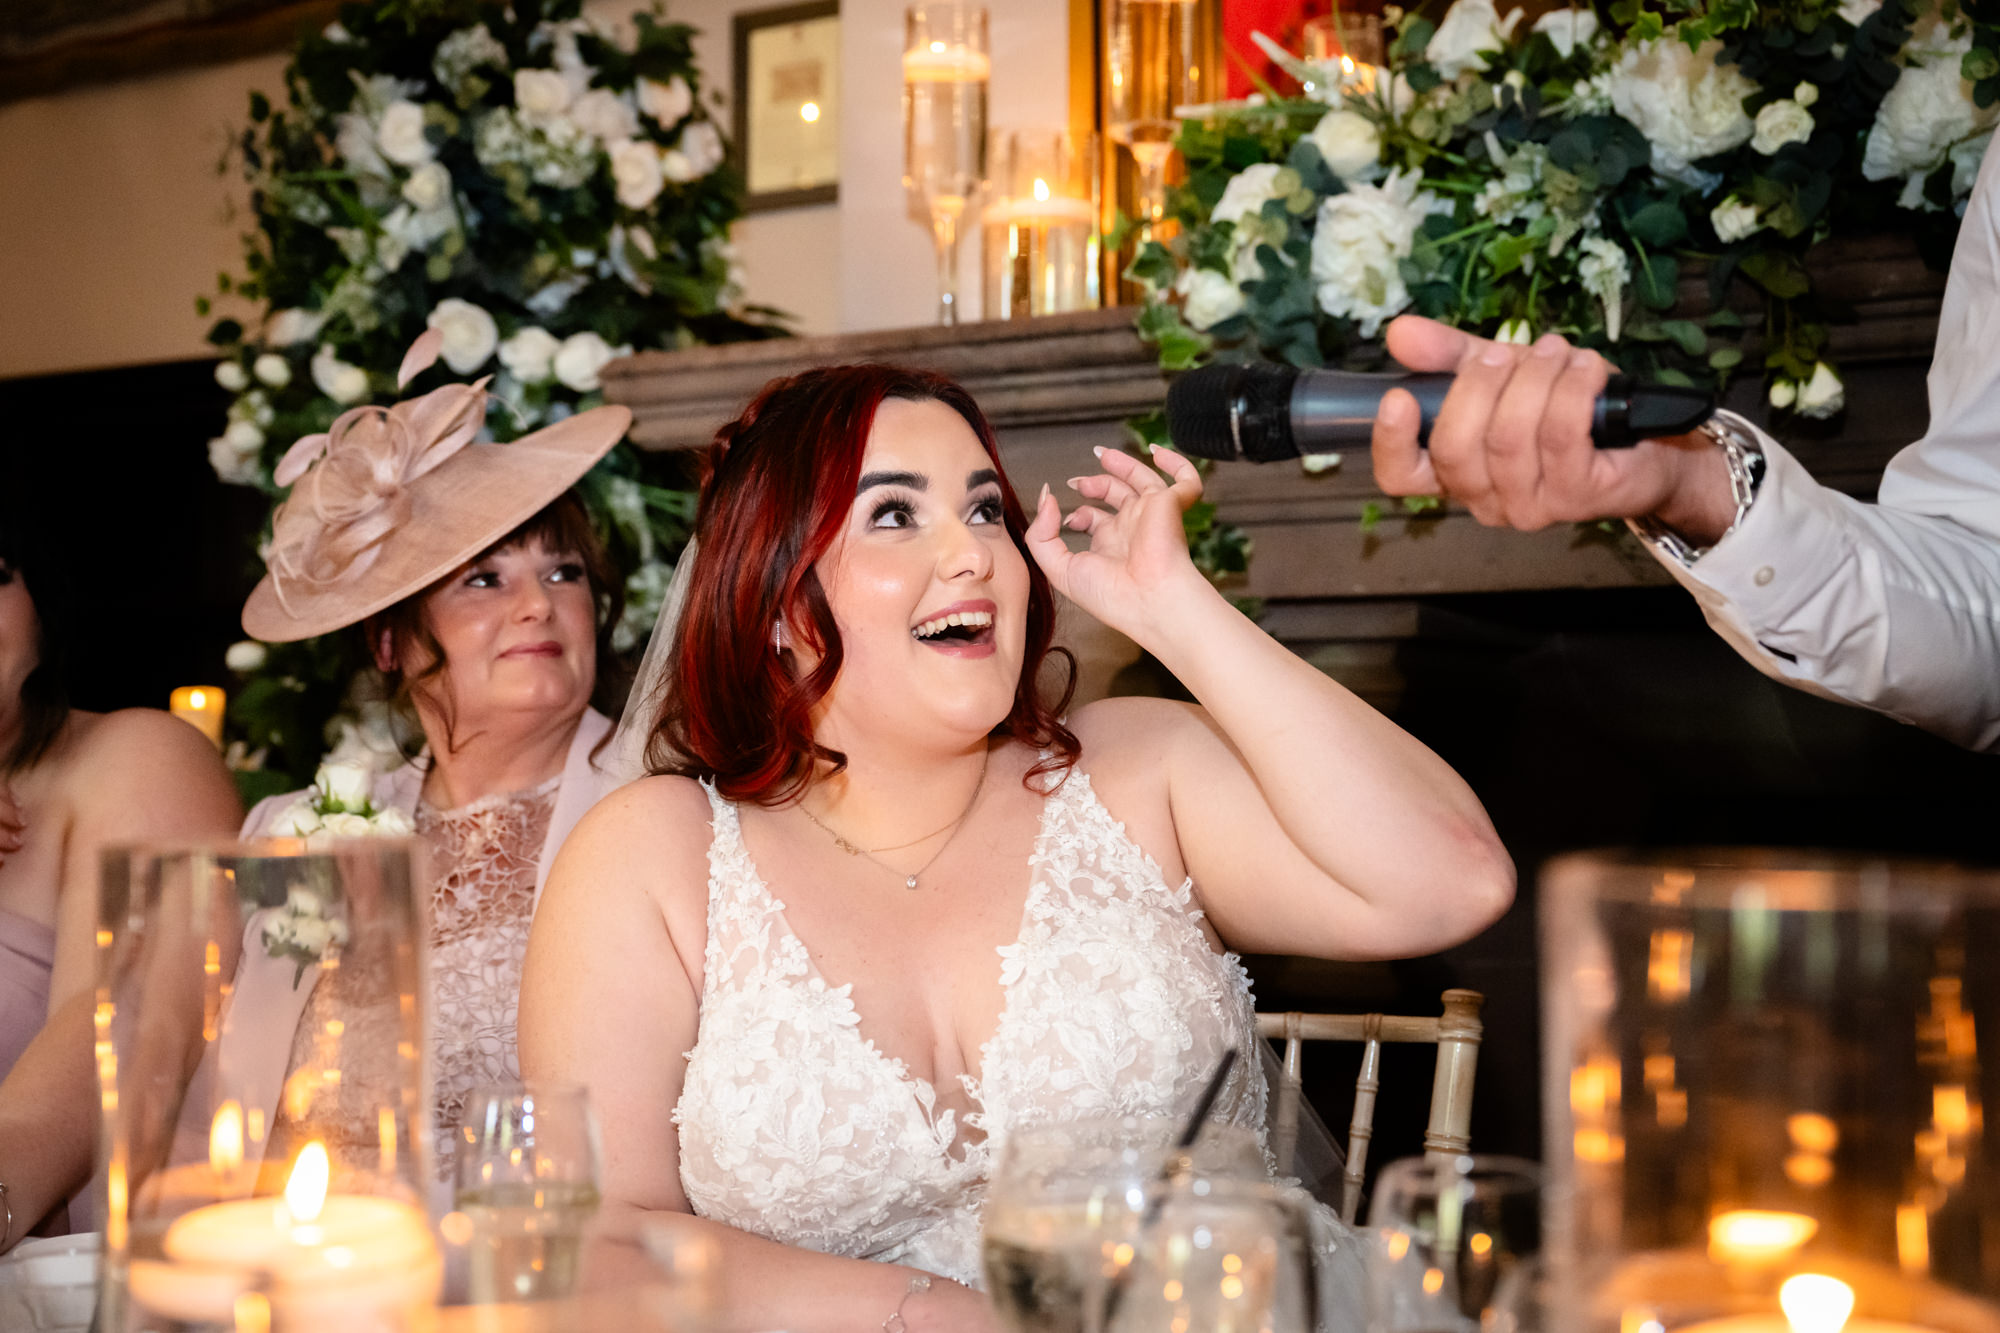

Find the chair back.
[{"left": 1255, "top": 988, "right": 1485, "bottom": 1224}]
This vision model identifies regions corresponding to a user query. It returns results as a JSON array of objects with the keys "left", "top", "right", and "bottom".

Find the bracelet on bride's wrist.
[{"left": 883, "top": 1271, "right": 932, "bottom": 1333}]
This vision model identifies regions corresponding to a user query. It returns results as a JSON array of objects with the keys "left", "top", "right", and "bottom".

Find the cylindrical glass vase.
[
  {"left": 97, "top": 839, "right": 439, "bottom": 1333},
  {"left": 981, "top": 128, "right": 1100, "bottom": 319},
  {"left": 1540, "top": 851, "right": 2000, "bottom": 1333}
]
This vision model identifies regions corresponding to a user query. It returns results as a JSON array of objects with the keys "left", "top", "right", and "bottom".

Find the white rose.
[
  {"left": 515, "top": 68, "right": 574, "bottom": 117},
  {"left": 660, "top": 149, "right": 696, "bottom": 183},
  {"left": 1768, "top": 377, "right": 1798, "bottom": 409},
  {"left": 267, "top": 308, "right": 326, "bottom": 346},
  {"left": 1173, "top": 268, "right": 1246, "bottom": 331},
  {"left": 376, "top": 100, "right": 434, "bottom": 167},
  {"left": 1710, "top": 195, "right": 1762, "bottom": 243},
  {"left": 371, "top": 807, "right": 415, "bottom": 837},
  {"left": 499, "top": 326, "right": 563, "bottom": 383},
  {"left": 267, "top": 800, "right": 323, "bottom": 838},
  {"left": 215, "top": 360, "right": 249, "bottom": 392},
  {"left": 1840, "top": 0, "right": 1882, "bottom": 24},
  {"left": 1609, "top": 39, "right": 1757, "bottom": 178},
  {"left": 570, "top": 88, "right": 639, "bottom": 143},
  {"left": 1795, "top": 362, "right": 1845, "bottom": 418},
  {"left": 1532, "top": 8, "right": 1598, "bottom": 59},
  {"left": 1425, "top": 0, "right": 1522, "bottom": 80},
  {"left": 1795, "top": 82, "right": 1820, "bottom": 109},
  {"left": 208, "top": 437, "right": 259, "bottom": 485},
  {"left": 676, "top": 121, "right": 726, "bottom": 176},
  {"left": 401, "top": 161, "right": 452, "bottom": 212},
  {"left": 316, "top": 760, "right": 374, "bottom": 812},
  {"left": 225, "top": 640, "right": 268, "bottom": 672},
  {"left": 426, "top": 298, "right": 500, "bottom": 374},
  {"left": 639, "top": 75, "right": 693, "bottom": 126},
  {"left": 1211, "top": 163, "right": 1285, "bottom": 228},
  {"left": 252, "top": 353, "right": 291, "bottom": 389},
  {"left": 1310, "top": 109, "right": 1382, "bottom": 181},
  {"left": 1752, "top": 99, "right": 1815, "bottom": 155},
  {"left": 317, "top": 811, "right": 376, "bottom": 840},
  {"left": 1309, "top": 169, "right": 1439, "bottom": 338},
  {"left": 311, "top": 345, "right": 371, "bottom": 405},
  {"left": 1864, "top": 33, "right": 2000, "bottom": 185},
  {"left": 288, "top": 916, "right": 335, "bottom": 952},
  {"left": 553, "top": 331, "right": 628, "bottom": 392},
  {"left": 610, "top": 139, "right": 666, "bottom": 210},
  {"left": 223, "top": 419, "right": 264, "bottom": 453},
  {"left": 334, "top": 113, "right": 388, "bottom": 178}
]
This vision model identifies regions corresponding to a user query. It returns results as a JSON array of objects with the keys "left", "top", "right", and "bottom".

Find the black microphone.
[{"left": 1164, "top": 361, "right": 1716, "bottom": 462}]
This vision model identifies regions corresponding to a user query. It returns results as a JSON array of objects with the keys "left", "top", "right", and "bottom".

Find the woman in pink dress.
[{"left": 0, "top": 503, "right": 242, "bottom": 1249}]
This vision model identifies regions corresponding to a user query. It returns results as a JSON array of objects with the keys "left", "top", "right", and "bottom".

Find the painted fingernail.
[
  {"left": 1091, "top": 445, "right": 1106, "bottom": 458},
  {"left": 1480, "top": 342, "right": 1513, "bottom": 367},
  {"left": 1038, "top": 483, "right": 1051, "bottom": 507}
]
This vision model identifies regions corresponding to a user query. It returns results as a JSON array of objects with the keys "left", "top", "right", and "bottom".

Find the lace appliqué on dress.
[
  {"left": 422, "top": 777, "right": 558, "bottom": 1181},
  {"left": 673, "top": 768, "right": 1264, "bottom": 1288}
]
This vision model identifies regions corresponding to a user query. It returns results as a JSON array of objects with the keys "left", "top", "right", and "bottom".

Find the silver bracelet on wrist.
[
  {"left": 1630, "top": 415, "right": 1766, "bottom": 567},
  {"left": 884, "top": 1271, "right": 933, "bottom": 1333}
]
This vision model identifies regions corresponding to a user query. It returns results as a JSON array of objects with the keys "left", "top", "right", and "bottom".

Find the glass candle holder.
[
  {"left": 97, "top": 839, "right": 439, "bottom": 1333},
  {"left": 981, "top": 129, "right": 1100, "bottom": 320},
  {"left": 1302, "top": 10, "right": 1385, "bottom": 96},
  {"left": 1540, "top": 851, "right": 2000, "bottom": 1333}
]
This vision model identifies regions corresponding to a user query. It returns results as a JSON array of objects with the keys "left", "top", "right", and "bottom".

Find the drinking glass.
[
  {"left": 903, "top": 2, "right": 990, "bottom": 325},
  {"left": 453, "top": 1083, "right": 602, "bottom": 1304},
  {"left": 1302, "top": 9, "right": 1385, "bottom": 96},
  {"left": 982, "top": 1115, "right": 1323, "bottom": 1332},
  {"left": 1104, "top": 0, "right": 1212, "bottom": 226},
  {"left": 1366, "top": 1155, "right": 1543, "bottom": 1333}
]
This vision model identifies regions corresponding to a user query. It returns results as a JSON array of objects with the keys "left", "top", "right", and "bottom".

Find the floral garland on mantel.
[
  {"left": 200, "top": 0, "right": 783, "bottom": 791},
  {"left": 1134, "top": 0, "right": 2000, "bottom": 532}
]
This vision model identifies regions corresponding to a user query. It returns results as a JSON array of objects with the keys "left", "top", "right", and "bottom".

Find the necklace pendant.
[
  {"left": 834, "top": 836, "right": 859, "bottom": 855},
  {"left": 905, "top": 875, "right": 919, "bottom": 890}
]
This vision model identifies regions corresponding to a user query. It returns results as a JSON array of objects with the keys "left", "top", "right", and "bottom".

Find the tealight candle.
[
  {"left": 1676, "top": 1274, "right": 1941, "bottom": 1333},
  {"left": 126, "top": 1142, "right": 439, "bottom": 1330},
  {"left": 170, "top": 685, "right": 227, "bottom": 748}
]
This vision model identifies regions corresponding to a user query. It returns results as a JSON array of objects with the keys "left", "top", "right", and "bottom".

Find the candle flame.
[
  {"left": 1033, "top": 177, "right": 1051, "bottom": 203},
  {"left": 189, "top": 689, "right": 209, "bottom": 710},
  {"left": 209, "top": 1101, "right": 244, "bottom": 1176},
  {"left": 1780, "top": 1275, "right": 1855, "bottom": 1333},
  {"left": 800, "top": 100, "right": 821, "bottom": 123},
  {"left": 1708, "top": 1210, "right": 1818, "bottom": 1264},
  {"left": 286, "top": 1141, "right": 330, "bottom": 1223}
]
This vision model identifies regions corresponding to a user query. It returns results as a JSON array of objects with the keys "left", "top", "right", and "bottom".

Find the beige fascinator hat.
[{"left": 242, "top": 328, "right": 631, "bottom": 642}]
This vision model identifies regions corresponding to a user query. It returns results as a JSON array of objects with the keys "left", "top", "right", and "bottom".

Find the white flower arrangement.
[
  {"left": 261, "top": 882, "right": 354, "bottom": 987},
  {"left": 267, "top": 759, "right": 415, "bottom": 845}
]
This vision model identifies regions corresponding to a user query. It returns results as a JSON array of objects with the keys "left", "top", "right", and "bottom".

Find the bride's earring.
[{"left": 772, "top": 619, "right": 788, "bottom": 653}]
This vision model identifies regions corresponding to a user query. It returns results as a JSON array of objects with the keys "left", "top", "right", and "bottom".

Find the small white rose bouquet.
[
  {"left": 266, "top": 759, "right": 416, "bottom": 843},
  {"left": 261, "top": 882, "right": 354, "bottom": 987}
]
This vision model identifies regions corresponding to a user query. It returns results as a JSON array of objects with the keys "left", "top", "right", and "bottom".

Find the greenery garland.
[{"left": 200, "top": 0, "right": 782, "bottom": 793}]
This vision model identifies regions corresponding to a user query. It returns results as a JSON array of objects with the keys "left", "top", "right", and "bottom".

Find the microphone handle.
[{"left": 1288, "top": 371, "right": 1712, "bottom": 451}]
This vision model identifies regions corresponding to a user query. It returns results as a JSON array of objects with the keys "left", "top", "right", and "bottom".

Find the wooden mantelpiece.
[{"left": 602, "top": 236, "right": 1945, "bottom": 612}]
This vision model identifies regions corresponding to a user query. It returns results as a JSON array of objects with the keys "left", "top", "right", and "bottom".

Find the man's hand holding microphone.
[{"left": 1367, "top": 315, "right": 1741, "bottom": 544}]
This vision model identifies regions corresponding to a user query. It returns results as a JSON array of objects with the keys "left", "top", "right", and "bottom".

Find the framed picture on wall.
[{"left": 733, "top": 1, "right": 840, "bottom": 212}]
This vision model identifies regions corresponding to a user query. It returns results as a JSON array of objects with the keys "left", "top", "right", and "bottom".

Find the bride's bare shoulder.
[
  {"left": 568, "top": 773, "right": 715, "bottom": 853},
  {"left": 1067, "top": 696, "right": 1205, "bottom": 775}
]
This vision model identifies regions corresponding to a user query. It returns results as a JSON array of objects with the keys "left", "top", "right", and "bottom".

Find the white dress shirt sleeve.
[{"left": 1640, "top": 142, "right": 2000, "bottom": 753}]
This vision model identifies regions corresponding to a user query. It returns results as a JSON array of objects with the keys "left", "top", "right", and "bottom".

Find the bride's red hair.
[{"left": 648, "top": 363, "right": 1078, "bottom": 805}]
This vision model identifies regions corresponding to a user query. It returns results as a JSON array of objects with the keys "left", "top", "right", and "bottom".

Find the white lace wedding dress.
[{"left": 673, "top": 764, "right": 1271, "bottom": 1287}]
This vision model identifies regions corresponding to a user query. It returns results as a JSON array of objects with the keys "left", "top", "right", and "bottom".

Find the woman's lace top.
[
  {"left": 674, "top": 767, "right": 1265, "bottom": 1287},
  {"left": 277, "top": 776, "right": 557, "bottom": 1184}
]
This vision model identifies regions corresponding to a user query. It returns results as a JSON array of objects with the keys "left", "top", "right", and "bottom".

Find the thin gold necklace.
[{"left": 799, "top": 748, "right": 992, "bottom": 890}]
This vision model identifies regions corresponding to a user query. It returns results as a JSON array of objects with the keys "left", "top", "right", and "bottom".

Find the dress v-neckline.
[{"left": 717, "top": 781, "right": 1068, "bottom": 1169}]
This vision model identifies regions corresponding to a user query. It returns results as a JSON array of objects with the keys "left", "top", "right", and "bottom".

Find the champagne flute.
[
  {"left": 903, "top": 2, "right": 990, "bottom": 326},
  {"left": 1104, "top": 0, "right": 1208, "bottom": 228},
  {"left": 1365, "top": 1155, "right": 1543, "bottom": 1333},
  {"left": 454, "top": 1083, "right": 603, "bottom": 1304}
]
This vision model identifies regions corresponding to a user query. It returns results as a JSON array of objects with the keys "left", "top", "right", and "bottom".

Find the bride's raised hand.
[{"left": 1025, "top": 442, "right": 1212, "bottom": 644}]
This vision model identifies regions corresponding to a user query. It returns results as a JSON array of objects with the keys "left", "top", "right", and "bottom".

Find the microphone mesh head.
[{"left": 1165, "top": 362, "right": 1299, "bottom": 461}]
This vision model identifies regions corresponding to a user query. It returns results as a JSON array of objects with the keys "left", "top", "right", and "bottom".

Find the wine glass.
[
  {"left": 982, "top": 1115, "right": 1321, "bottom": 1333},
  {"left": 453, "top": 1082, "right": 603, "bottom": 1304},
  {"left": 1365, "top": 1155, "right": 1543, "bottom": 1333},
  {"left": 1104, "top": 0, "right": 1208, "bottom": 228},
  {"left": 903, "top": 2, "right": 990, "bottom": 325}
]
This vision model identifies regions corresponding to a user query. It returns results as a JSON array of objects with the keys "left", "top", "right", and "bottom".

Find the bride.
[{"left": 519, "top": 364, "right": 1514, "bottom": 1331}]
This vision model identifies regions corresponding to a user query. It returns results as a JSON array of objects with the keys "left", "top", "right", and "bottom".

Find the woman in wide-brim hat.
[{"left": 227, "top": 328, "right": 636, "bottom": 1183}]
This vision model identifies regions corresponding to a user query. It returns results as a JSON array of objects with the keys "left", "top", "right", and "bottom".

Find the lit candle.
[
  {"left": 170, "top": 685, "right": 227, "bottom": 748},
  {"left": 1709, "top": 1210, "right": 1819, "bottom": 1266},
  {"left": 126, "top": 1141, "right": 439, "bottom": 1329},
  {"left": 1675, "top": 1273, "right": 1941, "bottom": 1333},
  {"left": 901, "top": 43, "right": 992, "bottom": 81}
]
